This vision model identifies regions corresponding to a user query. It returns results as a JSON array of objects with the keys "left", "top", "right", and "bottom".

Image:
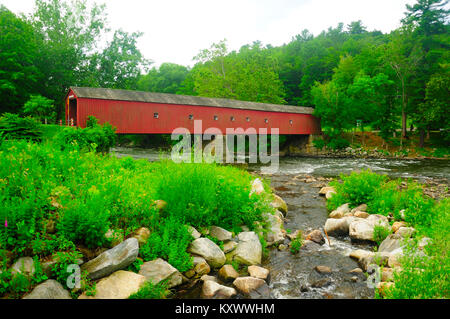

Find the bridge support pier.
[{"left": 281, "top": 134, "right": 323, "bottom": 156}]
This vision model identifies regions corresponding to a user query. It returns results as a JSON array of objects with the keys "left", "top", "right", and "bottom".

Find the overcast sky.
[{"left": 1, "top": 0, "right": 417, "bottom": 67}]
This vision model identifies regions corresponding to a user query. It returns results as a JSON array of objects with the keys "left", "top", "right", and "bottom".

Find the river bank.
[{"left": 1, "top": 139, "right": 448, "bottom": 299}]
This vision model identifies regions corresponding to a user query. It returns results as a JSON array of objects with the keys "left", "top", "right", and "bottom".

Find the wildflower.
[{"left": 4, "top": 219, "right": 7, "bottom": 228}]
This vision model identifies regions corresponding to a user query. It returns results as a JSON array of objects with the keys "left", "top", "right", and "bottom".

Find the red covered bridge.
[{"left": 65, "top": 87, "right": 321, "bottom": 135}]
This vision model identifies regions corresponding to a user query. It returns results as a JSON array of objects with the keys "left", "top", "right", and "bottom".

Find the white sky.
[{"left": 1, "top": 0, "right": 417, "bottom": 67}]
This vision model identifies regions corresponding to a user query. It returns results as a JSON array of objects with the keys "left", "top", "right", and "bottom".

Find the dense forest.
[{"left": 0, "top": 0, "right": 449, "bottom": 146}]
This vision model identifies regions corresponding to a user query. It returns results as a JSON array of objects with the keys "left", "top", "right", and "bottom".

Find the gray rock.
[
  {"left": 188, "top": 238, "right": 226, "bottom": 269},
  {"left": 202, "top": 280, "right": 237, "bottom": 299},
  {"left": 264, "top": 212, "right": 285, "bottom": 246},
  {"left": 329, "top": 203, "right": 350, "bottom": 219},
  {"left": 234, "top": 232, "right": 262, "bottom": 265},
  {"left": 138, "top": 258, "right": 183, "bottom": 288},
  {"left": 233, "top": 277, "right": 266, "bottom": 294},
  {"left": 396, "top": 227, "right": 416, "bottom": 238},
  {"left": 351, "top": 204, "right": 368, "bottom": 214},
  {"left": 23, "top": 280, "right": 71, "bottom": 299},
  {"left": 222, "top": 241, "right": 237, "bottom": 253},
  {"left": 379, "top": 234, "right": 403, "bottom": 253},
  {"left": 306, "top": 229, "right": 325, "bottom": 245},
  {"left": 192, "top": 256, "right": 211, "bottom": 276},
  {"left": 209, "top": 226, "right": 232, "bottom": 242},
  {"left": 187, "top": 226, "right": 201, "bottom": 239},
  {"left": 11, "top": 257, "right": 35, "bottom": 277},
  {"left": 81, "top": 238, "right": 139, "bottom": 280},
  {"left": 359, "top": 252, "right": 391, "bottom": 271},
  {"left": 79, "top": 270, "right": 146, "bottom": 299},
  {"left": 349, "top": 214, "right": 390, "bottom": 242},
  {"left": 324, "top": 216, "right": 360, "bottom": 237},
  {"left": 248, "top": 265, "right": 269, "bottom": 280},
  {"left": 319, "top": 186, "right": 335, "bottom": 196},
  {"left": 271, "top": 194, "right": 288, "bottom": 215}
]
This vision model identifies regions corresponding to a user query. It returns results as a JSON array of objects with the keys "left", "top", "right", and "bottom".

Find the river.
[{"left": 111, "top": 147, "right": 449, "bottom": 299}]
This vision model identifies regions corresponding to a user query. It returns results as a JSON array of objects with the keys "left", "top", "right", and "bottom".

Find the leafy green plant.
[
  {"left": 373, "top": 225, "right": 391, "bottom": 246},
  {"left": 54, "top": 117, "right": 117, "bottom": 153},
  {"left": 128, "top": 279, "right": 170, "bottom": 299},
  {"left": 327, "top": 169, "right": 387, "bottom": 211},
  {"left": 51, "top": 250, "right": 83, "bottom": 289},
  {"left": 57, "top": 196, "right": 110, "bottom": 248},
  {"left": 290, "top": 231, "right": 303, "bottom": 254},
  {"left": 0, "top": 113, "right": 42, "bottom": 141}
]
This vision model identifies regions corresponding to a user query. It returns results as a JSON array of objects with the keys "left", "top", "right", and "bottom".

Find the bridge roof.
[{"left": 70, "top": 87, "right": 314, "bottom": 115}]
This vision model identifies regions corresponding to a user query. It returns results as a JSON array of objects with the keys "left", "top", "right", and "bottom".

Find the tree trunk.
[
  {"left": 402, "top": 109, "right": 407, "bottom": 138},
  {"left": 419, "top": 129, "right": 425, "bottom": 148}
]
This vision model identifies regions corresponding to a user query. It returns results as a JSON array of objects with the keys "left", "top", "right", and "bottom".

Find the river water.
[{"left": 111, "top": 147, "right": 449, "bottom": 299}]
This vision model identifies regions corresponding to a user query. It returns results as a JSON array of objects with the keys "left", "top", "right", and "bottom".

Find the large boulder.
[
  {"left": 233, "top": 277, "right": 266, "bottom": 295},
  {"left": 233, "top": 232, "right": 262, "bottom": 266},
  {"left": 378, "top": 234, "right": 403, "bottom": 253},
  {"left": 392, "top": 221, "right": 407, "bottom": 233},
  {"left": 223, "top": 241, "right": 237, "bottom": 254},
  {"left": 187, "top": 226, "right": 201, "bottom": 239},
  {"left": 349, "top": 249, "right": 374, "bottom": 262},
  {"left": 271, "top": 194, "right": 288, "bottom": 216},
  {"left": 218, "top": 264, "right": 240, "bottom": 282},
  {"left": 324, "top": 216, "right": 361, "bottom": 237},
  {"left": 248, "top": 265, "right": 269, "bottom": 280},
  {"left": 306, "top": 229, "right": 325, "bottom": 245},
  {"left": 319, "top": 186, "right": 335, "bottom": 196},
  {"left": 350, "top": 204, "right": 368, "bottom": 214},
  {"left": 202, "top": 280, "right": 237, "bottom": 299},
  {"left": 81, "top": 238, "right": 139, "bottom": 280},
  {"left": 250, "top": 178, "right": 265, "bottom": 196},
  {"left": 264, "top": 212, "right": 285, "bottom": 246},
  {"left": 23, "top": 280, "right": 71, "bottom": 299},
  {"left": 329, "top": 203, "right": 350, "bottom": 219},
  {"left": 209, "top": 226, "right": 232, "bottom": 242},
  {"left": 349, "top": 214, "right": 389, "bottom": 242},
  {"left": 359, "top": 252, "right": 391, "bottom": 271},
  {"left": 396, "top": 227, "right": 416, "bottom": 238},
  {"left": 192, "top": 256, "right": 211, "bottom": 276},
  {"left": 79, "top": 270, "right": 146, "bottom": 299},
  {"left": 11, "top": 257, "right": 35, "bottom": 277},
  {"left": 188, "top": 238, "right": 226, "bottom": 269},
  {"left": 138, "top": 258, "right": 183, "bottom": 288}
]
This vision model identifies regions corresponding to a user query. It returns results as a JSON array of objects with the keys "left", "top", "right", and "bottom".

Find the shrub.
[
  {"left": 312, "top": 138, "right": 326, "bottom": 150},
  {"left": 22, "top": 95, "right": 56, "bottom": 123},
  {"left": 57, "top": 197, "right": 110, "bottom": 248},
  {"left": 327, "top": 136, "right": 350, "bottom": 150},
  {"left": 54, "top": 117, "right": 117, "bottom": 153},
  {"left": 290, "top": 231, "right": 303, "bottom": 254},
  {"left": 327, "top": 169, "right": 387, "bottom": 211},
  {"left": 139, "top": 218, "right": 193, "bottom": 272},
  {"left": 154, "top": 160, "right": 267, "bottom": 230},
  {"left": 51, "top": 250, "right": 84, "bottom": 289},
  {"left": 129, "top": 280, "right": 170, "bottom": 299},
  {"left": 0, "top": 113, "right": 42, "bottom": 141},
  {"left": 373, "top": 225, "right": 391, "bottom": 245}
]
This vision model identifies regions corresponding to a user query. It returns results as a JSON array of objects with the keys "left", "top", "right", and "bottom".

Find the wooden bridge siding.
[{"left": 76, "top": 97, "right": 321, "bottom": 135}]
